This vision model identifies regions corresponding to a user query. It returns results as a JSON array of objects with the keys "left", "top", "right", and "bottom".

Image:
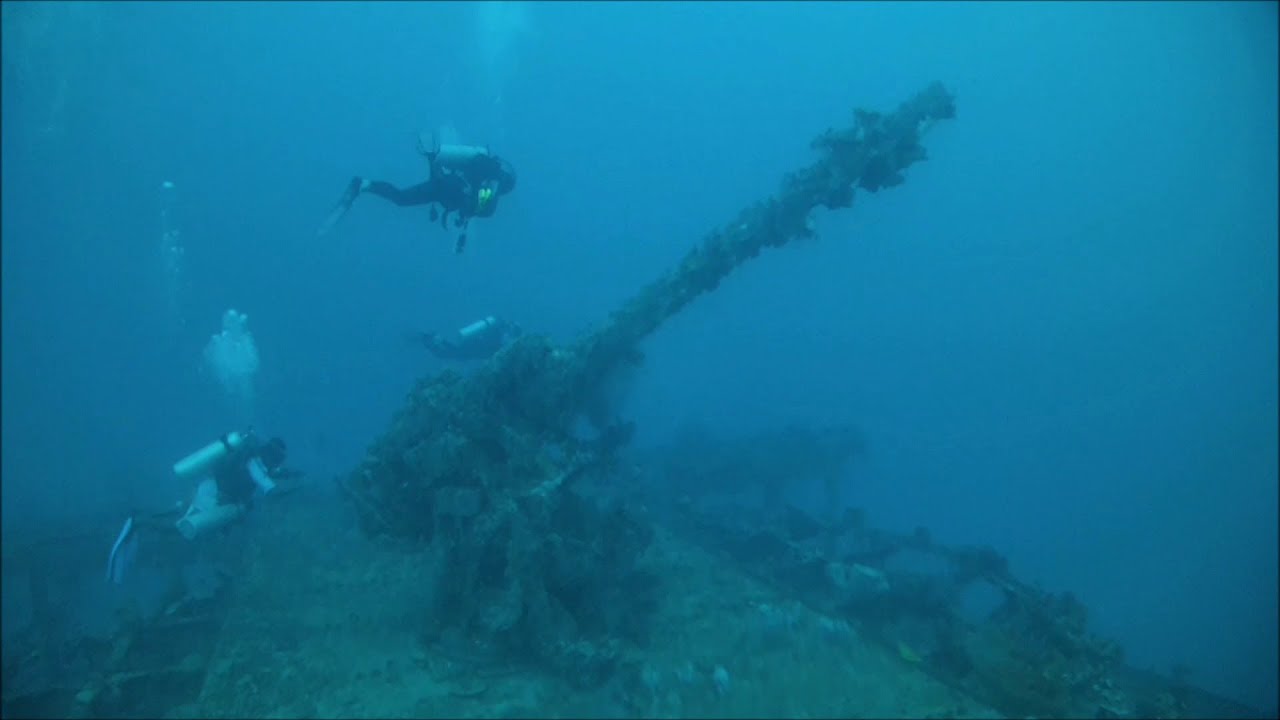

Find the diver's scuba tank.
[
  {"left": 458, "top": 316, "right": 498, "bottom": 340},
  {"left": 173, "top": 431, "right": 248, "bottom": 480},
  {"left": 434, "top": 144, "right": 491, "bottom": 169},
  {"left": 417, "top": 125, "right": 490, "bottom": 170}
]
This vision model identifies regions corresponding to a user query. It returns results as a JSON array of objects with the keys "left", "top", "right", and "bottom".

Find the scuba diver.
[
  {"left": 318, "top": 127, "right": 517, "bottom": 253},
  {"left": 106, "top": 430, "right": 301, "bottom": 585},
  {"left": 420, "top": 315, "right": 522, "bottom": 362}
]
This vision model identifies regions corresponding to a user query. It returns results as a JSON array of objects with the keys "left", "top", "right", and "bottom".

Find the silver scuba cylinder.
[
  {"left": 458, "top": 316, "right": 498, "bottom": 339},
  {"left": 173, "top": 431, "right": 247, "bottom": 480},
  {"left": 435, "top": 144, "right": 490, "bottom": 169}
]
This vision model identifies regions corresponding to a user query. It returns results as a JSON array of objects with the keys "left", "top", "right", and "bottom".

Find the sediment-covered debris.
[{"left": 639, "top": 426, "right": 1191, "bottom": 719}]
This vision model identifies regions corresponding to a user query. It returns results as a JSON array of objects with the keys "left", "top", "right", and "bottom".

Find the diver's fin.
[{"left": 317, "top": 177, "right": 365, "bottom": 237}]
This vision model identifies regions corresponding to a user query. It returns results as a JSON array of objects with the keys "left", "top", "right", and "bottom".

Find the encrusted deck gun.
[{"left": 343, "top": 83, "right": 956, "bottom": 541}]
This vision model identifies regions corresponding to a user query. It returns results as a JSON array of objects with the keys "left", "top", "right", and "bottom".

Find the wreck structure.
[
  {"left": 339, "top": 83, "right": 957, "bottom": 685},
  {"left": 647, "top": 434, "right": 1153, "bottom": 719},
  {"left": 5, "top": 84, "right": 1263, "bottom": 719}
]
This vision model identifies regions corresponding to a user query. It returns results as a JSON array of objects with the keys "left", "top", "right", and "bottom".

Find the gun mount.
[{"left": 338, "top": 83, "right": 956, "bottom": 686}]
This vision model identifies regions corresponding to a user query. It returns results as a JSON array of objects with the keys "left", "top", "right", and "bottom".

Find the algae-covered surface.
[
  {"left": 15, "top": 485, "right": 1264, "bottom": 720},
  {"left": 183, "top": 497, "right": 998, "bottom": 719}
]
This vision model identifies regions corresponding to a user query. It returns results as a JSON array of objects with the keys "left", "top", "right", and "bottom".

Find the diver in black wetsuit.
[
  {"left": 421, "top": 315, "right": 521, "bottom": 361},
  {"left": 319, "top": 129, "right": 517, "bottom": 253}
]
